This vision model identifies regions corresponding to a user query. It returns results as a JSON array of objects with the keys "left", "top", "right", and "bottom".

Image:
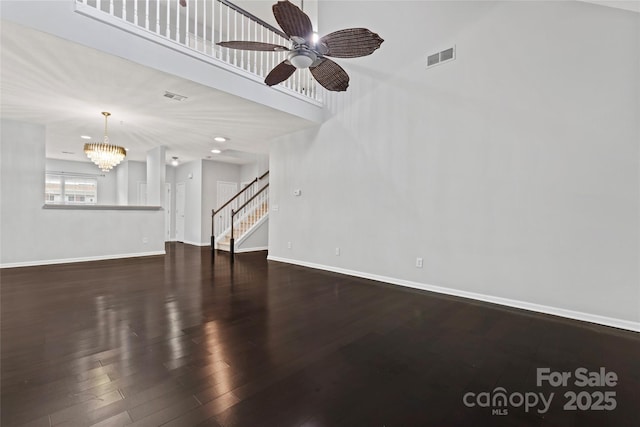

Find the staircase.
[
  {"left": 212, "top": 171, "right": 269, "bottom": 255},
  {"left": 216, "top": 200, "right": 268, "bottom": 251}
]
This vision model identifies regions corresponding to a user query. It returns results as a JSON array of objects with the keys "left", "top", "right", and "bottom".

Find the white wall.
[
  {"left": 127, "top": 161, "right": 146, "bottom": 205},
  {"left": 114, "top": 160, "right": 147, "bottom": 205},
  {"left": 146, "top": 146, "right": 166, "bottom": 206},
  {"left": 1, "top": 120, "right": 165, "bottom": 266},
  {"left": 45, "top": 158, "right": 117, "bottom": 205},
  {"left": 116, "top": 160, "right": 128, "bottom": 205},
  {"left": 269, "top": 1, "right": 639, "bottom": 329},
  {"left": 240, "top": 155, "right": 269, "bottom": 184}
]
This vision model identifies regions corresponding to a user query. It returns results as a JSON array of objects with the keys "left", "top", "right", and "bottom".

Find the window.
[
  {"left": 45, "top": 175, "right": 62, "bottom": 204},
  {"left": 45, "top": 174, "right": 98, "bottom": 205}
]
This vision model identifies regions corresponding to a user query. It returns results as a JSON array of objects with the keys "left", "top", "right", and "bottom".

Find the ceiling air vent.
[
  {"left": 426, "top": 46, "right": 456, "bottom": 69},
  {"left": 163, "top": 91, "right": 188, "bottom": 101},
  {"left": 427, "top": 53, "right": 440, "bottom": 67}
]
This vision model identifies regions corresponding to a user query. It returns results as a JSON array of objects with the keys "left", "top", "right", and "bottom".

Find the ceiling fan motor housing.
[{"left": 288, "top": 48, "right": 317, "bottom": 69}]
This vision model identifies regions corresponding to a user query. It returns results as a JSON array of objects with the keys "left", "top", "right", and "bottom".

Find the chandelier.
[{"left": 84, "top": 112, "right": 126, "bottom": 172}]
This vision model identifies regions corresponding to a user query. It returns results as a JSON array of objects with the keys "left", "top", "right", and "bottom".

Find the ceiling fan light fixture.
[
  {"left": 171, "top": 157, "right": 179, "bottom": 166},
  {"left": 288, "top": 50, "right": 317, "bottom": 69}
]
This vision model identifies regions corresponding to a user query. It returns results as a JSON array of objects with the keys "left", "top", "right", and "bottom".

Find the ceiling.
[
  {"left": 0, "top": 20, "right": 316, "bottom": 165},
  {"left": 581, "top": 1, "right": 640, "bottom": 13},
  {"left": 2, "top": 0, "right": 634, "bottom": 168}
]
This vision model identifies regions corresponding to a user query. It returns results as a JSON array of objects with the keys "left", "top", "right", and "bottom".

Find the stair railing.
[
  {"left": 230, "top": 183, "right": 269, "bottom": 259},
  {"left": 211, "top": 170, "right": 268, "bottom": 248}
]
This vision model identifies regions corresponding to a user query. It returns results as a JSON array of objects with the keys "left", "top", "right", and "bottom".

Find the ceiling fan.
[{"left": 200, "top": 0, "right": 383, "bottom": 92}]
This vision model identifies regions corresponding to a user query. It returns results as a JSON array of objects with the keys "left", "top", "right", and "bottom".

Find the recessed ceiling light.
[
  {"left": 81, "top": 135, "right": 91, "bottom": 140},
  {"left": 125, "top": 147, "right": 129, "bottom": 151},
  {"left": 213, "top": 137, "right": 228, "bottom": 142},
  {"left": 211, "top": 149, "right": 221, "bottom": 154}
]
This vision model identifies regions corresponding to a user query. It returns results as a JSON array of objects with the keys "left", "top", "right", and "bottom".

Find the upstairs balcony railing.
[{"left": 74, "top": 0, "right": 321, "bottom": 102}]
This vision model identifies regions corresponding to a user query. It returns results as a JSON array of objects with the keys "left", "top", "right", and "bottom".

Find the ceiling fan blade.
[
  {"left": 272, "top": 0, "right": 313, "bottom": 42},
  {"left": 265, "top": 60, "right": 297, "bottom": 86},
  {"left": 310, "top": 58, "right": 349, "bottom": 92},
  {"left": 317, "top": 28, "right": 384, "bottom": 58},
  {"left": 217, "top": 41, "right": 290, "bottom": 52}
]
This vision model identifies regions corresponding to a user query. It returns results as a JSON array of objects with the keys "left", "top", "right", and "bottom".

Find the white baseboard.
[
  {"left": 1, "top": 251, "right": 166, "bottom": 269},
  {"left": 180, "top": 240, "right": 211, "bottom": 247},
  {"left": 267, "top": 256, "right": 640, "bottom": 333},
  {"left": 235, "top": 246, "right": 268, "bottom": 254}
]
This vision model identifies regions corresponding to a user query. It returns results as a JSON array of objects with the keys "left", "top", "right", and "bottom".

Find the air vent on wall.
[
  {"left": 163, "top": 91, "right": 188, "bottom": 101},
  {"left": 426, "top": 46, "right": 456, "bottom": 68}
]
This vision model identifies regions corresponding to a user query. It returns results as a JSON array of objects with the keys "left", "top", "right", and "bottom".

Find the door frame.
[
  {"left": 164, "top": 182, "right": 172, "bottom": 241},
  {"left": 175, "top": 182, "right": 186, "bottom": 243}
]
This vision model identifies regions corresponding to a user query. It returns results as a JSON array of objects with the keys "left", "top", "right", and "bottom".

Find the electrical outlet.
[
  {"left": 287, "top": 241, "right": 292, "bottom": 249},
  {"left": 416, "top": 257, "right": 423, "bottom": 268},
  {"left": 335, "top": 247, "right": 340, "bottom": 256}
]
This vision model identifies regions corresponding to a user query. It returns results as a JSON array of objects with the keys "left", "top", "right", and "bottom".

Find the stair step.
[{"left": 216, "top": 208, "right": 268, "bottom": 249}]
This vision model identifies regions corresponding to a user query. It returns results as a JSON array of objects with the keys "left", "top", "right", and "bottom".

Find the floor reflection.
[{"left": 2, "top": 243, "right": 639, "bottom": 427}]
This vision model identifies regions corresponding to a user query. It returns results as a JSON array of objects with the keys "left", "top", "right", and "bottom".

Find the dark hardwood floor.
[{"left": 1, "top": 243, "right": 638, "bottom": 427}]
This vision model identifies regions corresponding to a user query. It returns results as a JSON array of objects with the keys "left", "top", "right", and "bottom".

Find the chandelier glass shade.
[{"left": 84, "top": 112, "right": 126, "bottom": 172}]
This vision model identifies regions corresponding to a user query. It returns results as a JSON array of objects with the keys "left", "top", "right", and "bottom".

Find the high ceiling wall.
[{"left": 268, "top": 0, "right": 640, "bottom": 330}]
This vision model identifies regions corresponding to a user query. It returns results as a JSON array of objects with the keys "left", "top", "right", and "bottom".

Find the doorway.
[
  {"left": 164, "top": 183, "right": 172, "bottom": 241},
  {"left": 176, "top": 182, "right": 185, "bottom": 242}
]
